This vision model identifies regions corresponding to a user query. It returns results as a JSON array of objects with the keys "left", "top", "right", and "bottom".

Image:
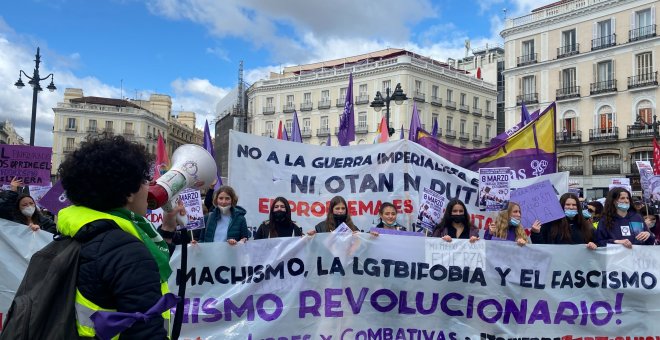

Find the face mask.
[
  {"left": 333, "top": 214, "right": 347, "bottom": 224},
  {"left": 616, "top": 203, "right": 630, "bottom": 212},
  {"left": 582, "top": 209, "right": 592, "bottom": 219},
  {"left": 450, "top": 215, "right": 466, "bottom": 224},
  {"left": 21, "top": 206, "right": 35, "bottom": 217},
  {"left": 645, "top": 221, "right": 656, "bottom": 229},
  {"left": 272, "top": 210, "right": 287, "bottom": 222},
  {"left": 564, "top": 209, "right": 578, "bottom": 218},
  {"left": 383, "top": 221, "right": 398, "bottom": 227},
  {"left": 219, "top": 205, "right": 232, "bottom": 215},
  {"left": 510, "top": 218, "right": 520, "bottom": 227}
]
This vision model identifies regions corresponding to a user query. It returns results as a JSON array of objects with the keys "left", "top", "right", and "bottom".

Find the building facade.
[
  {"left": 501, "top": 0, "right": 658, "bottom": 199},
  {"left": 246, "top": 49, "right": 497, "bottom": 148},
  {"left": 51, "top": 88, "right": 170, "bottom": 177},
  {"left": 0, "top": 120, "right": 25, "bottom": 145},
  {"left": 168, "top": 111, "right": 203, "bottom": 156}
]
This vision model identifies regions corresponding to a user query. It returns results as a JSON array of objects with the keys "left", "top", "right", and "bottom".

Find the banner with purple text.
[
  {"left": 0, "top": 145, "right": 52, "bottom": 185},
  {"left": 168, "top": 234, "right": 660, "bottom": 339},
  {"left": 229, "top": 131, "right": 568, "bottom": 232}
]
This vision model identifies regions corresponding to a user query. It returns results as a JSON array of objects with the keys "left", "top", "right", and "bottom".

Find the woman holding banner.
[
  {"left": 596, "top": 187, "right": 655, "bottom": 248},
  {"left": 314, "top": 196, "right": 359, "bottom": 233},
  {"left": 11, "top": 194, "right": 56, "bottom": 233},
  {"left": 254, "top": 197, "right": 303, "bottom": 239},
  {"left": 484, "top": 202, "right": 534, "bottom": 246},
  {"left": 432, "top": 199, "right": 478, "bottom": 242},
  {"left": 200, "top": 185, "right": 249, "bottom": 244},
  {"left": 530, "top": 193, "right": 597, "bottom": 249},
  {"left": 374, "top": 202, "right": 406, "bottom": 231}
]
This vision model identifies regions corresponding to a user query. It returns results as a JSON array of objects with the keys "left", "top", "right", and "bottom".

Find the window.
[
  {"left": 303, "top": 118, "right": 311, "bottom": 130},
  {"left": 447, "top": 116, "right": 453, "bottom": 131},
  {"left": 339, "top": 88, "right": 347, "bottom": 100},
  {"left": 67, "top": 118, "right": 76, "bottom": 130},
  {"left": 485, "top": 125, "right": 491, "bottom": 139},
  {"left": 66, "top": 138, "right": 74, "bottom": 148},
  {"left": 473, "top": 122, "right": 479, "bottom": 136},
  {"left": 358, "top": 113, "right": 367, "bottom": 128},
  {"left": 382, "top": 80, "right": 391, "bottom": 93},
  {"left": 597, "top": 61, "right": 613, "bottom": 82},
  {"left": 638, "top": 100, "right": 653, "bottom": 124},
  {"left": 106, "top": 121, "right": 113, "bottom": 130},
  {"left": 635, "top": 9, "right": 653, "bottom": 37},
  {"left": 562, "top": 110, "right": 577, "bottom": 136},
  {"left": 321, "top": 116, "right": 329, "bottom": 129},
  {"left": 522, "top": 40, "right": 535, "bottom": 57},
  {"left": 415, "top": 80, "right": 422, "bottom": 92},
  {"left": 447, "top": 89, "right": 453, "bottom": 102},
  {"left": 595, "top": 19, "right": 614, "bottom": 48},
  {"left": 285, "top": 120, "right": 292, "bottom": 136},
  {"left": 561, "top": 29, "right": 577, "bottom": 51},
  {"left": 486, "top": 100, "right": 491, "bottom": 112},
  {"left": 266, "top": 97, "right": 274, "bottom": 107},
  {"left": 286, "top": 95, "right": 294, "bottom": 105},
  {"left": 321, "top": 90, "right": 329, "bottom": 100},
  {"left": 125, "top": 122, "right": 133, "bottom": 133},
  {"left": 460, "top": 120, "right": 466, "bottom": 134},
  {"left": 598, "top": 106, "right": 614, "bottom": 133},
  {"left": 632, "top": 151, "right": 653, "bottom": 163},
  {"left": 304, "top": 92, "right": 311, "bottom": 103},
  {"left": 432, "top": 113, "right": 439, "bottom": 127},
  {"left": 88, "top": 119, "right": 97, "bottom": 131},
  {"left": 358, "top": 84, "right": 367, "bottom": 96},
  {"left": 559, "top": 156, "right": 582, "bottom": 168},
  {"left": 460, "top": 93, "right": 466, "bottom": 105},
  {"left": 636, "top": 52, "right": 653, "bottom": 77},
  {"left": 561, "top": 68, "right": 577, "bottom": 89},
  {"left": 522, "top": 76, "right": 536, "bottom": 96},
  {"left": 432, "top": 85, "right": 439, "bottom": 98},
  {"left": 593, "top": 154, "right": 620, "bottom": 168},
  {"left": 265, "top": 121, "right": 273, "bottom": 135},
  {"left": 473, "top": 97, "right": 479, "bottom": 109}
]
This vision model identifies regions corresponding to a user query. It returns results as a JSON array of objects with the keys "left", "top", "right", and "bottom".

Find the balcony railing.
[
  {"left": 589, "top": 127, "right": 618, "bottom": 141},
  {"left": 63, "top": 146, "right": 76, "bottom": 154},
  {"left": 413, "top": 91, "right": 425, "bottom": 102},
  {"left": 485, "top": 111, "right": 495, "bottom": 119},
  {"left": 592, "top": 164, "right": 621, "bottom": 175},
  {"left": 556, "top": 130, "right": 581, "bottom": 143},
  {"left": 336, "top": 98, "right": 346, "bottom": 107},
  {"left": 430, "top": 96, "right": 442, "bottom": 106},
  {"left": 446, "top": 130, "right": 456, "bottom": 139},
  {"left": 628, "top": 72, "right": 658, "bottom": 89},
  {"left": 626, "top": 125, "right": 654, "bottom": 138},
  {"left": 103, "top": 128, "right": 114, "bottom": 134},
  {"left": 65, "top": 126, "right": 77, "bottom": 132},
  {"left": 318, "top": 99, "right": 331, "bottom": 109},
  {"left": 263, "top": 106, "right": 275, "bottom": 115},
  {"left": 459, "top": 104, "right": 470, "bottom": 113},
  {"left": 261, "top": 132, "right": 273, "bottom": 137},
  {"left": 517, "top": 53, "right": 538, "bottom": 66},
  {"left": 301, "top": 127, "right": 312, "bottom": 138},
  {"left": 123, "top": 129, "right": 134, "bottom": 135},
  {"left": 591, "top": 34, "right": 616, "bottom": 51},
  {"left": 459, "top": 132, "right": 470, "bottom": 141},
  {"left": 472, "top": 108, "right": 482, "bottom": 117},
  {"left": 629, "top": 24, "right": 656, "bottom": 42},
  {"left": 283, "top": 103, "right": 295, "bottom": 113},
  {"left": 556, "top": 86, "right": 580, "bottom": 101},
  {"left": 558, "top": 165, "right": 584, "bottom": 176},
  {"left": 87, "top": 127, "right": 98, "bottom": 133},
  {"left": 590, "top": 79, "right": 617, "bottom": 95},
  {"left": 557, "top": 44, "right": 579, "bottom": 59},
  {"left": 356, "top": 95, "right": 369, "bottom": 105},
  {"left": 436, "top": 127, "right": 443, "bottom": 137},
  {"left": 516, "top": 93, "right": 538, "bottom": 105},
  {"left": 472, "top": 134, "right": 482, "bottom": 143},
  {"left": 317, "top": 128, "right": 331, "bottom": 137},
  {"left": 356, "top": 125, "right": 369, "bottom": 134},
  {"left": 300, "top": 101, "right": 313, "bottom": 111},
  {"left": 445, "top": 100, "right": 456, "bottom": 110}
]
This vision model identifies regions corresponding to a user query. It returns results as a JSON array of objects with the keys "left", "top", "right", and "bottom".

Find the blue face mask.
[
  {"left": 565, "top": 209, "right": 578, "bottom": 218},
  {"left": 510, "top": 218, "right": 520, "bottom": 227},
  {"left": 582, "top": 209, "right": 592, "bottom": 219},
  {"left": 617, "top": 203, "right": 630, "bottom": 212}
]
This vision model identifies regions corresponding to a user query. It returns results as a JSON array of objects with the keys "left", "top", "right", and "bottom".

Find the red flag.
[
  {"left": 377, "top": 116, "right": 389, "bottom": 143},
  {"left": 476, "top": 67, "right": 482, "bottom": 79},
  {"left": 277, "top": 121, "right": 283, "bottom": 140},
  {"left": 653, "top": 138, "right": 660, "bottom": 175},
  {"left": 154, "top": 132, "right": 169, "bottom": 180}
]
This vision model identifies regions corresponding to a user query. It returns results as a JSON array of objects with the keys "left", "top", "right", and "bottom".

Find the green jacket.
[{"left": 201, "top": 205, "right": 249, "bottom": 242}]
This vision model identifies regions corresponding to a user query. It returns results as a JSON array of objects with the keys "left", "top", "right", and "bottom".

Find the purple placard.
[
  {"left": 510, "top": 179, "right": 564, "bottom": 228},
  {"left": 0, "top": 145, "right": 52, "bottom": 185},
  {"left": 370, "top": 227, "right": 425, "bottom": 237},
  {"left": 38, "top": 181, "right": 71, "bottom": 214}
]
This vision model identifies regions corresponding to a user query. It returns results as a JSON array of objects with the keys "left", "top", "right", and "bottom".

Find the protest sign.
[
  {"left": 29, "top": 185, "right": 52, "bottom": 208},
  {"left": 229, "top": 131, "right": 568, "bottom": 232},
  {"left": 0, "top": 145, "right": 52, "bottom": 185},
  {"left": 478, "top": 167, "right": 510, "bottom": 211},
  {"left": 37, "top": 181, "right": 71, "bottom": 214},
  {"left": 510, "top": 180, "right": 565, "bottom": 228},
  {"left": 178, "top": 189, "right": 205, "bottom": 230},
  {"left": 416, "top": 187, "right": 444, "bottom": 231},
  {"left": 609, "top": 178, "right": 632, "bottom": 193}
]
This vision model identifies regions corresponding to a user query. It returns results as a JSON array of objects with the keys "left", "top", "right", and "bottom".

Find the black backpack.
[{"left": 0, "top": 220, "right": 111, "bottom": 340}]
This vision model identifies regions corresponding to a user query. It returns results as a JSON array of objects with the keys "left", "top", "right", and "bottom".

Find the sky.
[{"left": 0, "top": 0, "right": 548, "bottom": 147}]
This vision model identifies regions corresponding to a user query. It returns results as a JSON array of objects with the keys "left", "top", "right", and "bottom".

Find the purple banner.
[
  {"left": 0, "top": 145, "right": 52, "bottom": 185},
  {"left": 38, "top": 181, "right": 71, "bottom": 214},
  {"left": 369, "top": 227, "right": 424, "bottom": 237}
]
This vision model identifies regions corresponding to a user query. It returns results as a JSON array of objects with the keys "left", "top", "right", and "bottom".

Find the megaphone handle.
[{"left": 162, "top": 199, "right": 189, "bottom": 227}]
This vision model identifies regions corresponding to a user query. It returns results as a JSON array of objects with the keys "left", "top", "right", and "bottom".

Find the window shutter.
[
  {"left": 612, "top": 59, "right": 616, "bottom": 84},
  {"left": 593, "top": 22, "right": 597, "bottom": 41}
]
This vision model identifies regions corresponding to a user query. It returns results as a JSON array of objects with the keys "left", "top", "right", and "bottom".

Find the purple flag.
[
  {"left": 291, "top": 110, "right": 303, "bottom": 143},
  {"left": 282, "top": 125, "right": 289, "bottom": 141},
  {"left": 337, "top": 73, "right": 355, "bottom": 146},
  {"left": 326, "top": 134, "right": 331, "bottom": 146},
  {"left": 38, "top": 181, "right": 71, "bottom": 214},
  {"left": 399, "top": 125, "right": 404, "bottom": 140},
  {"left": 491, "top": 109, "right": 540, "bottom": 145},
  {"left": 522, "top": 102, "right": 531, "bottom": 125},
  {"left": 408, "top": 102, "right": 422, "bottom": 142},
  {"left": 431, "top": 117, "right": 438, "bottom": 138},
  {"left": 203, "top": 120, "right": 222, "bottom": 188}
]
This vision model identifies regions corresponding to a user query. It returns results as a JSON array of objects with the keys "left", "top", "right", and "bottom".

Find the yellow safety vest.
[{"left": 58, "top": 206, "right": 171, "bottom": 338}]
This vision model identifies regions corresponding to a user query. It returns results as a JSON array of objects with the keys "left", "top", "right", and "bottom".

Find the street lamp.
[
  {"left": 370, "top": 83, "right": 407, "bottom": 136},
  {"left": 14, "top": 47, "right": 57, "bottom": 146}
]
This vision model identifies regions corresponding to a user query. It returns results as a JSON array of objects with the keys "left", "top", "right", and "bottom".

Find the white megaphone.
[{"left": 147, "top": 144, "right": 218, "bottom": 211}]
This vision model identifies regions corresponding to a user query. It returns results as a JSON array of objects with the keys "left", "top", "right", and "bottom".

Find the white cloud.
[
  {"left": 170, "top": 78, "right": 232, "bottom": 132},
  {"left": 206, "top": 47, "right": 231, "bottom": 62}
]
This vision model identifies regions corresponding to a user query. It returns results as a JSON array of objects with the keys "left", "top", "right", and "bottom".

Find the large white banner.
[
  {"left": 229, "top": 131, "right": 568, "bottom": 231},
  {"left": 169, "top": 235, "right": 660, "bottom": 339}
]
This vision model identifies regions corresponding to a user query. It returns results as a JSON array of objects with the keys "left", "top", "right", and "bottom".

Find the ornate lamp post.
[{"left": 370, "top": 83, "right": 408, "bottom": 137}]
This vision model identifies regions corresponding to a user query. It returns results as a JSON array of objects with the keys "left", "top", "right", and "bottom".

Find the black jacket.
[
  {"left": 531, "top": 218, "right": 591, "bottom": 245},
  {"left": 254, "top": 221, "right": 302, "bottom": 239},
  {"left": 76, "top": 220, "right": 167, "bottom": 339}
]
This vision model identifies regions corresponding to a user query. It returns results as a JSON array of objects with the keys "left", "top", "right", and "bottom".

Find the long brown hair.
[
  {"left": 603, "top": 187, "right": 631, "bottom": 230},
  {"left": 493, "top": 202, "right": 527, "bottom": 240},
  {"left": 325, "top": 196, "right": 357, "bottom": 232},
  {"left": 266, "top": 197, "right": 293, "bottom": 238},
  {"left": 433, "top": 199, "right": 474, "bottom": 237},
  {"left": 549, "top": 193, "right": 594, "bottom": 243}
]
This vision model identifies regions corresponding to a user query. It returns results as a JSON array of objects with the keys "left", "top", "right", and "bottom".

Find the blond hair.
[{"left": 493, "top": 202, "right": 527, "bottom": 240}]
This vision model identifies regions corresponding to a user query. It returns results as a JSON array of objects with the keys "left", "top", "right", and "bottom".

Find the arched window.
[
  {"left": 562, "top": 110, "right": 578, "bottom": 138},
  {"left": 592, "top": 154, "right": 620, "bottom": 175},
  {"left": 631, "top": 151, "right": 653, "bottom": 174},
  {"left": 597, "top": 106, "right": 614, "bottom": 133},
  {"left": 637, "top": 100, "right": 653, "bottom": 124},
  {"left": 559, "top": 155, "right": 583, "bottom": 175}
]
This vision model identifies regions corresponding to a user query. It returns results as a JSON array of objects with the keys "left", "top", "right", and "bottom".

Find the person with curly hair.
[
  {"left": 432, "top": 199, "right": 479, "bottom": 243},
  {"left": 484, "top": 201, "right": 537, "bottom": 246},
  {"left": 56, "top": 136, "right": 180, "bottom": 339},
  {"left": 253, "top": 197, "right": 303, "bottom": 239},
  {"left": 11, "top": 194, "right": 56, "bottom": 233},
  {"left": 314, "top": 196, "right": 359, "bottom": 233},
  {"left": 596, "top": 187, "right": 655, "bottom": 248},
  {"left": 530, "top": 192, "right": 597, "bottom": 249},
  {"left": 199, "top": 185, "right": 249, "bottom": 244}
]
